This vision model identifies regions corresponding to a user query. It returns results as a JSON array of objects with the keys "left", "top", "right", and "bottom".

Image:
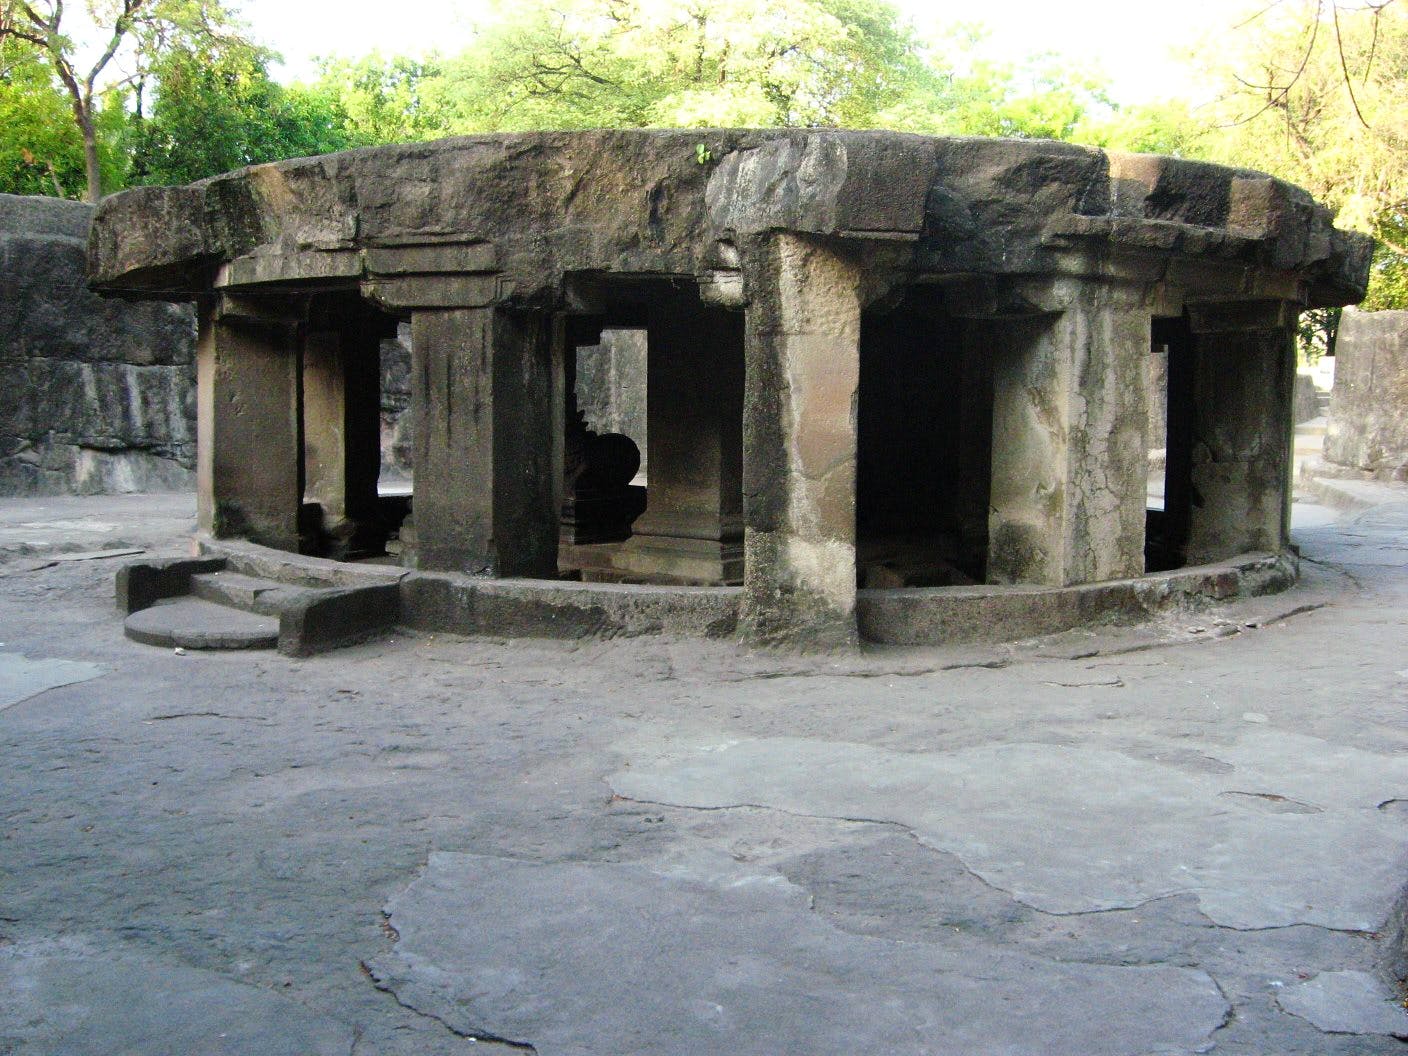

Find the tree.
[
  {"left": 1195, "top": 0, "right": 1408, "bottom": 308},
  {"left": 418, "top": 0, "right": 926, "bottom": 133},
  {"left": 0, "top": 0, "right": 254, "bottom": 200},
  {"left": 129, "top": 34, "right": 354, "bottom": 185}
]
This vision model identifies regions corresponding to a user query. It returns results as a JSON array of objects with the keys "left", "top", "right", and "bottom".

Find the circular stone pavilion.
[{"left": 90, "top": 130, "right": 1372, "bottom": 650}]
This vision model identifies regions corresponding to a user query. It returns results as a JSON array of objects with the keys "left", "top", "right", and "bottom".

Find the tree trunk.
[{"left": 80, "top": 107, "right": 102, "bottom": 203}]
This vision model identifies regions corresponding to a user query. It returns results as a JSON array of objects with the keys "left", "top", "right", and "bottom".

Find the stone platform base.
[{"left": 113, "top": 539, "right": 1306, "bottom": 650}]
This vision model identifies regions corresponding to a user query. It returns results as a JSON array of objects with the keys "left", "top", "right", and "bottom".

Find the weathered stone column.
[
  {"left": 197, "top": 294, "right": 305, "bottom": 551},
  {"left": 739, "top": 233, "right": 862, "bottom": 648},
  {"left": 986, "top": 280, "right": 1150, "bottom": 586},
  {"left": 409, "top": 305, "right": 557, "bottom": 576},
  {"left": 302, "top": 296, "right": 395, "bottom": 558},
  {"left": 1184, "top": 300, "right": 1298, "bottom": 564},
  {"left": 614, "top": 291, "right": 745, "bottom": 584}
]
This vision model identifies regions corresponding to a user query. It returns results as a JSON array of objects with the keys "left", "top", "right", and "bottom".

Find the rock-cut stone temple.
[{"left": 89, "top": 130, "right": 1372, "bottom": 649}]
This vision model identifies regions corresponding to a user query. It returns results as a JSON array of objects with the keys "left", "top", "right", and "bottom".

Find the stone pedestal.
[
  {"left": 197, "top": 295, "right": 305, "bottom": 551},
  {"left": 986, "top": 280, "right": 1150, "bottom": 586},
  {"left": 613, "top": 292, "right": 745, "bottom": 585},
  {"left": 409, "top": 306, "right": 557, "bottom": 576},
  {"left": 739, "top": 234, "right": 862, "bottom": 647},
  {"left": 1184, "top": 301, "right": 1297, "bottom": 564}
]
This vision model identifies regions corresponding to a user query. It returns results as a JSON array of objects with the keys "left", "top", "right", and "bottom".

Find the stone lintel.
[
  {"left": 364, "top": 275, "right": 506, "bottom": 311},
  {"left": 365, "top": 241, "right": 497, "bottom": 276},
  {"left": 213, "top": 292, "right": 309, "bottom": 326},
  {"left": 1186, "top": 299, "right": 1302, "bottom": 334},
  {"left": 216, "top": 250, "right": 363, "bottom": 290}
]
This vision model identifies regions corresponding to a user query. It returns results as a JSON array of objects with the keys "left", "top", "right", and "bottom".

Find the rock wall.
[
  {"left": 576, "top": 329, "right": 648, "bottom": 471},
  {"left": 0, "top": 194, "right": 196, "bottom": 495},
  {"left": 1325, "top": 308, "right": 1408, "bottom": 480},
  {"left": 380, "top": 323, "right": 413, "bottom": 483}
]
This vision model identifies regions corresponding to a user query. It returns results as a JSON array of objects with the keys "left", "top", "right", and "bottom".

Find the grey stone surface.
[
  {"left": 123, "top": 596, "right": 278, "bottom": 649},
  {"left": 371, "top": 850, "right": 1230, "bottom": 1056},
  {"left": 0, "top": 652, "right": 102, "bottom": 710},
  {"left": 1276, "top": 971, "right": 1408, "bottom": 1038},
  {"left": 4, "top": 487, "right": 1408, "bottom": 1054},
  {"left": 0, "top": 194, "right": 196, "bottom": 496},
  {"left": 1326, "top": 308, "right": 1408, "bottom": 480},
  {"left": 379, "top": 322, "right": 413, "bottom": 482},
  {"left": 0, "top": 938, "right": 355, "bottom": 1055},
  {"left": 610, "top": 730, "right": 1408, "bottom": 930}
]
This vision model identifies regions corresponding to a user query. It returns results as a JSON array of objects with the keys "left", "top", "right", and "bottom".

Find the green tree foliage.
[
  {"left": 384, "top": 0, "right": 926, "bottom": 133},
  {"left": 1192, "top": 0, "right": 1408, "bottom": 308},
  {"left": 128, "top": 36, "right": 353, "bottom": 185},
  {"left": 0, "top": 39, "right": 85, "bottom": 195},
  {"left": 880, "top": 26, "right": 1116, "bottom": 141}
]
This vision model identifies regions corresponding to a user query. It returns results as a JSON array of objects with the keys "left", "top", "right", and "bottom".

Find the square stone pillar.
[
  {"left": 410, "top": 306, "right": 557, "bottom": 576},
  {"left": 739, "top": 234, "right": 863, "bottom": 648},
  {"left": 302, "top": 296, "right": 396, "bottom": 558},
  {"left": 987, "top": 280, "right": 1151, "bottom": 586},
  {"left": 1184, "top": 300, "right": 1298, "bottom": 564},
  {"left": 613, "top": 291, "right": 745, "bottom": 584},
  {"left": 197, "top": 295, "right": 305, "bottom": 551}
]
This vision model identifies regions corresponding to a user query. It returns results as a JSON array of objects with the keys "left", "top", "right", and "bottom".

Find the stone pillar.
[
  {"left": 196, "top": 294, "right": 305, "bottom": 551},
  {"left": 1184, "top": 300, "right": 1299, "bottom": 564},
  {"left": 986, "top": 280, "right": 1150, "bottom": 586},
  {"left": 739, "top": 233, "right": 862, "bottom": 648},
  {"left": 302, "top": 296, "right": 395, "bottom": 558},
  {"left": 614, "top": 290, "right": 745, "bottom": 584},
  {"left": 409, "top": 305, "right": 557, "bottom": 576}
]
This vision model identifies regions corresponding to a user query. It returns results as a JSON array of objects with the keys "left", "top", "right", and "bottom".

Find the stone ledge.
[
  {"left": 178, "top": 539, "right": 1298, "bottom": 649},
  {"left": 856, "top": 551, "right": 1297, "bottom": 646}
]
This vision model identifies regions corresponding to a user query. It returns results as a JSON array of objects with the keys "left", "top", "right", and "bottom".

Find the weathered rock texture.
[
  {"left": 1325, "top": 308, "right": 1408, "bottom": 480},
  {"left": 88, "top": 131, "right": 1371, "bottom": 647},
  {"left": 379, "top": 323, "right": 412, "bottom": 482},
  {"left": 1, "top": 194, "right": 195, "bottom": 495}
]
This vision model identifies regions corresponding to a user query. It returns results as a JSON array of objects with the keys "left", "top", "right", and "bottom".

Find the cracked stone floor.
[{"left": 3, "top": 490, "right": 1408, "bottom": 1054}]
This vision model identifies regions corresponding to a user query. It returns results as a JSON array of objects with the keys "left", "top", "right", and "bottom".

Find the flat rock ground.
[{"left": 3, "top": 491, "right": 1408, "bottom": 1055}]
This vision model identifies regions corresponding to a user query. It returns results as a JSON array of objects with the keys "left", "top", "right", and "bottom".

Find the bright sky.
[{"left": 239, "top": 0, "right": 1242, "bottom": 105}]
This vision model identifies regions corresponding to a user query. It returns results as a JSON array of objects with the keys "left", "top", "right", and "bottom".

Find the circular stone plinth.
[{"left": 124, "top": 598, "right": 278, "bottom": 650}]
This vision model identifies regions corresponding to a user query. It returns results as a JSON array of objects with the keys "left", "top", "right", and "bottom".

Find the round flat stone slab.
[{"left": 124, "top": 597, "right": 278, "bottom": 650}]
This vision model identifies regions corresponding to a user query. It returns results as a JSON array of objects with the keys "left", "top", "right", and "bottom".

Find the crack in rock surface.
[
  {"left": 0, "top": 652, "right": 102, "bottom": 711},
  {"left": 609, "top": 729, "right": 1408, "bottom": 930},
  {"left": 1275, "top": 971, "right": 1408, "bottom": 1038},
  {"left": 370, "top": 851, "right": 1229, "bottom": 1056}
]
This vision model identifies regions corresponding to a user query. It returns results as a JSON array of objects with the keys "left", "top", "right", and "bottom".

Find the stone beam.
[
  {"left": 740, "top": 233, "right": 862, "bottom": 648},
  {"left": 986, "top": 280, "right": 1151, "bottom": 586},
  {"left": 409, "top": 306, "right": 557, "bottom": 576},
  {"left": 197, "top": 295, "right": 305, "bottom": 551}
]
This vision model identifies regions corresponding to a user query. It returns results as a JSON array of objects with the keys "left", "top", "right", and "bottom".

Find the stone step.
[
  {"left": 124, "top": 597, "right": 278, "bottom": 650},
  {"left": 191, "top": 570, "right": 302, "bottom": 615}
]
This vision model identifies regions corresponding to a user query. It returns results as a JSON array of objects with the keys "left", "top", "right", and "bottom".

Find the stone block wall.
[
  {"left": 1325, "top": 308, "right": 1408, "bottom": 480},
  {"left": 0, "top": 194, "right": 196, "bottom": 495}
]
